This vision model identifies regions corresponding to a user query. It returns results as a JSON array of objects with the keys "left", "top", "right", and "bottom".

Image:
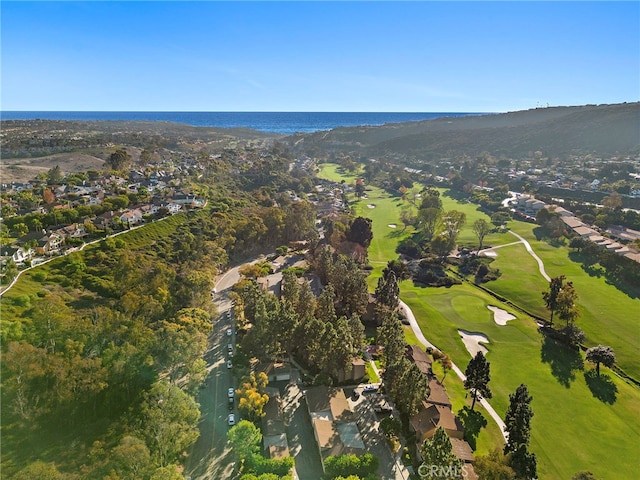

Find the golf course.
[{"left": 318, "top": 163, "right": 640, "bottom": 479}]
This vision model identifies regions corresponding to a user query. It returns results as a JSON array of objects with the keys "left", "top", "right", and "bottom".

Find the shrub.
[
  {"left": 31, "top": 271, "right": 47, "bottom": 282},
  {"left": 12, "top": 295, "right": 31, "bottom": 307}
]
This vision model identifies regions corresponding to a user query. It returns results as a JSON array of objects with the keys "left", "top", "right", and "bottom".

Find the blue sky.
[{"left": 2, "top": 1, "right": 638, "bottom": 112}]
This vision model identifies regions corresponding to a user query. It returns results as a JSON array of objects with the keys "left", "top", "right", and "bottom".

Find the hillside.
[{"left": 289, "top": 102, "right": 640, "bottom": 162}]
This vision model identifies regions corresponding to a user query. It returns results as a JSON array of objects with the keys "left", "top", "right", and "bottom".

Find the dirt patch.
[
  {"left": 487, "top": 305, "right": 516, "bottom": 326},
  {"left": 2, "top": 152, "right": 106, "bottom": 183},
  {"left": 458, "top": 329, "right": 489, "bottom": 356}
]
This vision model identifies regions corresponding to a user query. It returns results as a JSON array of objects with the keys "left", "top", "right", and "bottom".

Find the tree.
[
  {"left": 13, "top": 461, "right": 64, "bottom": 480},
  {"left": 542, "top": 275, "right": 565, "bottom": 326},
  {"left": 491, "top": 211, "right": 511, "bottom": 227},
  {"left": 585, "top": 345, "right": 616, "bottom": 376},
  {"left": 387, "top": 359, "right": 429, "bottom": 416},
  {"left": 602, "top": 191, "right": 622, "bottom": 210},
  {"left": 419, "top": 207, "right": 442, "bottom": 242},
  {"left": 42, "top": 188, "right": 56, "bottom": 204},
  {"left": 107, "top": 149, "right": 132, "bottom": 171},
  {"left": 355, "top": 178, "right": 366, "bottom": 198},
  {"left": 228, "top": 420, "right": 262, "bottom": 469},
  {"left": 47, "top": 165, "right": 63, "bottom": 184},
  {"left": 441, "top": 210, "right": 466, "bottom": 250},
  {"left": 377, "top": 312, "right": 405, "bottom": 369},
  {"left": 472, "top": 218, "right": 490, "bottom": 250},
  {"left": 139, "top": 148, "right": 153, "bottom": 166},
  {"left": 316, "top": 284, "right": 337, "bottom": 324},
  {"left": 474, "top": 449, "right": 516, "bottom": 480},
  {"left": 345, "top": 216, "right": 373, "bottom": 248},
  {"left": 109, "top": 436, "right": 152, "bottom": 480},
  {"left": 324, "top": 453, "right": 378, "bottom": 478},
  {"left": 419, "top": 427, "right": 464, "bottom": 480},
  {"left": 463, "top": 351, "right": 492, "bottom": 410},
  {"left": 237, "top": 372, "right": 270, "bottom": 422},
  {"left": 3, "top": 259, "right": 19, "bottom": 284},
  {"left": 149, "top": 464, "right": 185, "bottom": 480},
  {"left": 281, "top": 269, "right": 300, "bottom": 311},
  {"left": 431, "top": 234, "right": 452, "bottom": 259},
  {"left": 439, "top": 353, "right": 452, "bottom": 382},
  {"left": 504, "top": 384, "right": 537, "bottom": 480},
  {"left": 375, "top": 270, "right": 399, "bottom": 310},
  {"left": 556, "top": 281, "right": 579, "bottom": 327},
  {"left": 137, "top": 381, "right": 200, "bottom": 467},
  {"left": 400, "top": 207, "right": 417, "bottom": 232}
]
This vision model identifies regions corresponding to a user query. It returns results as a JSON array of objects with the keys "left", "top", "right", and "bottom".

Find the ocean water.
[{"left": 0, "top": 111, "right": 483, "bottom": 135}]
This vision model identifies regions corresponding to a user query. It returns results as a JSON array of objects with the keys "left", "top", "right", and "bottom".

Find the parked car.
[
  {"left": 374, "top": 405, "right": 393, "bottom": 414},
  {"left": 228, "top": 413, "right": 235, "bottom": 426},
  {"left": 226, "top": 328, "right": 233, "bottom": 336},
  {"left": 351, "top": 390, "right": 360, "bottom": 400},
  {"left": 227, "top": 360, "right": 233, "bottom": 369},
  {"left": 363, "top": 384, "right": 379, "bottom": 393},
  {"left": 228, "top": 387, "right": 235, "bottom": 398}
]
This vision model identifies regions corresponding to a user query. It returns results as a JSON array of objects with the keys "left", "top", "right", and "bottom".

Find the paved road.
[
  {"left": 185, "top": 267, "right": 243, "bottom": 480},
  {"left": 399, "top": 300, "right": 508, "bottom": 441}
]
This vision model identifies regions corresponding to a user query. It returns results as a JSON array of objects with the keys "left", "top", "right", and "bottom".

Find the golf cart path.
[
  {"left": 399, "top": 300, "right": 508, "bottom": 441},
  {"left": 508, "top": 230, "right": 551, "bottom": 282}
]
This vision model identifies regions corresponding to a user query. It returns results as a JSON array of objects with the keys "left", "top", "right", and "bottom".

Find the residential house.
[
  {"left": 410, "top": 402, "right": 465, "bottom": 442},
  {"left": 517, "top": 196, "right": 546, "bottom": 216},
  {"left": 37, "top": 231, "right": 64, "bottom": 255},
  {"left": 54, "top": 223, "right": 87, "bottom": 240},
  {"left": 560, "top": 216, "right": 585, "bottom": 230},
  {"left": 305, "top": 386, "right": 365, "bottom": 471},
  {"left": 336, "top": 357, "right": 366, "bottom": 383},
  {"left": 262, "top": 395, "right": 290, "bottom": 460},
  {"left": 0, "top": 245, "right": 34, "bottom": 265},
  {"left": 405, "top": 345, "right": 475, "bottom": 466},
  {"left": 172, "top": 193, "right": 206, "bottom": 208},
  {"left": 406, "top": 345, "right": 433, "bottom": 376},
  {"left": 120, "top": 209, "right": 143, "bottom": 226},
  {"left": 94, "top": 210, "right": 120, "bottom": 230}
]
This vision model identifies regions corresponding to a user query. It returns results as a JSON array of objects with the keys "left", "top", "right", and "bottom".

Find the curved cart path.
[
  {"left": 399, "top": 300, "right": 508, "bottom": 441},
  {"left": 508, "top": 230, "right": 551, "bottom": 282}
]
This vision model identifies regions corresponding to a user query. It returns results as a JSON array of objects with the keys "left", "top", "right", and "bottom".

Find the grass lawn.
[
  {"left": 316, "top": 163, "right": 362, "bottom": 183},
  {"left": 365, "top": 361, "right": 380, "bottom": 383},
  {"left": 317, "top": 164, "right": 640, "bottom": 478},
  {"left": 489, "top": 220, "right": 640, "bottom": 381}
]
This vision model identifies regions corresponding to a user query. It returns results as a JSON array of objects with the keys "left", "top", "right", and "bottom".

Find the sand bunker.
[
  {"left": 480, "top": 250, "right": 498, "bottom": 258},
  {"left": 458, "top": 330, "right": 489, "bottom": 356},
  {"left": 388, "top": 224, "right": 397, "bottom": 228},
  {"left": 367, "top": 204, "right": 376, "bottom": 209},
  {"left": 487, "top": 305, "right": 516, "bottom": 326}
]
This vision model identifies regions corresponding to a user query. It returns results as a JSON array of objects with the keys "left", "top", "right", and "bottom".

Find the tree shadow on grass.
[
  {"left": 457, "top": 406, "right": 487, "bottom": 450},
  {"left": 569, "top": 252, "right": 640, "bottom": 300},
  {"left": 584, "top": 370, "right": 618, "bottom": 404},
  {"left": 386, "top": 228, "right": 405, "bottom": 239},
  {"left": 540, "top": 334, "right": 583, "bottom": 388}
]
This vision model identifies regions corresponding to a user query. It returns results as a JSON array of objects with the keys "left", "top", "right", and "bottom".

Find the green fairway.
[
  {"left": 488, "top": 220, "right": 640, "bottom": 381},
  {"left": 317, "top": 163, "right": 640, "bottom": 478}
]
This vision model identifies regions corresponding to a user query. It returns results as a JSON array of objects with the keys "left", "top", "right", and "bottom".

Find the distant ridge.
[{"left": 289, "top": 102, "right": 640, "bottom": 160}]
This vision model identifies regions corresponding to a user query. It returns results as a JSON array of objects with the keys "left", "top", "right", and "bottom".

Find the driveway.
[{"left": 281, "top": 382, "right": 323, "bottom": 480}]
